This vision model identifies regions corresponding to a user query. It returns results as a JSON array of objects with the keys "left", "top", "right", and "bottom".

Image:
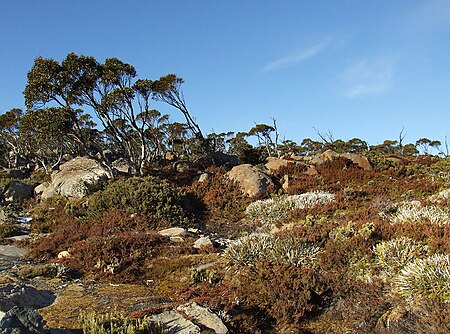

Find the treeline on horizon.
[{"left": 0, "top": 52, "right": 447, "bottom": 174}]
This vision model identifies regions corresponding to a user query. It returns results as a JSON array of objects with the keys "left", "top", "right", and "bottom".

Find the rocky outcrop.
[
  {"left": 38, "top": 157, "right": 110, "bottom": 199},
  {"left": 3, "top": 181, "right": 34, "bottom": 202},
  {"left": 228, "top": 164, "right": 274, "bottom": 198}
]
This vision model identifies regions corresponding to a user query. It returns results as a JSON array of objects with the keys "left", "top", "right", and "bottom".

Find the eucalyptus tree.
[
  {"left": 24, "top": 53, "right": 190, "bottom": 174},
  {"left": 19, "top": 107, "right": 73, "bottom": 173}
]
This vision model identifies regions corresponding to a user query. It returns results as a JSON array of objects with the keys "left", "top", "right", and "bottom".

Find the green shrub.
[{"left": 87, "top": 176, "right": 200, "bottom": 228}]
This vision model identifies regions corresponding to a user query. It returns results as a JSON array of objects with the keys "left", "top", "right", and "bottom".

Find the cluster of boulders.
[
  {"left": 1, "top": 150, "right": 373, "bottom": 203},
  {"left": 227, "top": 150, "right": 373, "bottom": 198}
]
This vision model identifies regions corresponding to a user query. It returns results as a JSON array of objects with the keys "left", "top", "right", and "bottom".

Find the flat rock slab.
[
  {"left": 40, "top": 283, "right": 172, "bottom": 331},
  {"left": 0, "top": 245, "right": 28, "bottom": 258}
]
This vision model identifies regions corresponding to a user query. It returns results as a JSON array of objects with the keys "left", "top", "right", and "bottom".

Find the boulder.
[
  {"left": 46, "top": 157, "right": 110, "bottom": 198},
  {"left": 0, "top": 284, "right": 55, "bottom": 312},
  {"left": 0, "top": 307, "right": 46, "bottom": 334},
  {"left": 265, "top": 157, "right": 294, "bottom": 175},
  {"left": 342, "top": 153, "right": 373, "bottom": 171},
  {"left": 177, "top": 302, "right": 228, "bottom": 334},
  {"left": 304, "top": 166, "right": 319, "bottom": 176},
  {"left": 211, "top": 152, "right": 238, "bottom": 167},
  {"left": 193, "top": 237, "right": 213, "bottom": 249},
  {"left": 321, "top": 150, "right": 341, "bottom": 161},
  {"left": 3, "top": 181, "right": 34, "bottom": 202},
  {"left": 228, "top": 164, "right": 274, "bottom": 198},
  {"left": 174, "top": 161, "right": 192, "bottom": 173},
  {"left": 3, "top": 169, "right": 25, "bottom": 180},
  {"left": 111, "top": 158, "right": 130, "bottom": 174},
  {"left": 196, "top": 173, "right": 210, "bottom": 183},
  {"left": 148, "top": 310, "right": 200, "bottom": 334},
  {"left": 317, "top": 150, "right": 373, "bottom": 171},
  {"left": 158, "top": 227, "right": 187, "bottom": 238}
]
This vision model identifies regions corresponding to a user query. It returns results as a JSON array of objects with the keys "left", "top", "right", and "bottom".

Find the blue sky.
[{"left": 1, "top": 0, "right": 450, "bottom": 145}]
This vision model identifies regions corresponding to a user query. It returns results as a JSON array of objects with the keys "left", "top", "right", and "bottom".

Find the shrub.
[
  {"left": 79, "top": 310, "right": 164, "bottom": 334},
  {"left": 373, "top": 237, "right": 428, "bottom": 277},
  {"left": 223, "top": 233, "right": 320, "bottom": 268},
  {"left": 0, "top": 222, "right": 21, "bottom": 238},
  {"left": 88, "top": 176, "right": 201, "bottom": 228},
  {"left": 389, "top": 202, "right": 450, "bottom": 226},
  {"left": 245, "top": 191, "right": 335, "bottom": 225},
  {"left": 30, "top": 196, "right": 69, "bottom": 233},
  {"left": 393, "top": 254, "right": 450, "bottom": 301}
]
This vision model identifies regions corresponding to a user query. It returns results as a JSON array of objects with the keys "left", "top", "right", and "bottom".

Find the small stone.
[
  {"left": 197, "top": 173, "right": 210, "bottom": 183},
  {"left": 57, "top": 251, "right": 71, "bottom": 259},
  {"left": 193, "top": 237, "right": 213, "bottom": 249},
  {"left": 158, "top": 227, "right": 187, "bottom": 238},
  {"left": 170, "top": 236, "right": 185, "bottom": 242}
]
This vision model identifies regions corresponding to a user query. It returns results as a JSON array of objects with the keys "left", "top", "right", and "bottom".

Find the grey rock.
[
  {"left": 177, "top": 302, "right": 228, "bottom": 334},
  {"left": 193, "top": 237, "right": 213, "bottom": 249},
  {"left": 0, "top": 307, "right": 46, "bottom": 334},
  {"left": 3, "top": 169, "right": 24, "bottom": 180},
  {"left": 0, "top": 246, "right": 28, "bottom": 259},
  {"left": 0, "top": 284, "right": 55, "bottom": 312},
  {"left": 149, "top": 310, "right": 200, "bottom": 334},
  {"left": 46, "top": 157, "right": 110, "bottom": 199},
  {"left": 158, "top": 227, "right": 187, "bottom": 238},
  {"left": 3, "top": 181, "right": 34, "bottom": 202}
]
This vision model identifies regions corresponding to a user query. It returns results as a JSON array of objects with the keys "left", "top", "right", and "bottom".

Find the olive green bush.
[{"left": 87, "top": 176, "right": 200, "bottom": 227}]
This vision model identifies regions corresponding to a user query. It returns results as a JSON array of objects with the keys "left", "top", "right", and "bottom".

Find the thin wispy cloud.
[
  {"left": 339, "top": 57, "right": 394, "bottom": 98},
  {"left": 261, "top": 38, "right": 331, "bottom": 72}
]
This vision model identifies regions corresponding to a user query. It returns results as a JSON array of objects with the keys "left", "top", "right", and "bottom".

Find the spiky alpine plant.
[
  {"left": 389, "top": 201, "right": 450, "bottom": 226},
  {"left": 222, "top": 232, "right": 320, "bottom": 269},
  {"left": 373, "top": 237, "right": 429, "bottom": 278},
  {"left": 393, "top": 254, "right": 450, "bottom": 301},
  {"left": 245, "top": 191, "right": 335, "bottom": 225}
]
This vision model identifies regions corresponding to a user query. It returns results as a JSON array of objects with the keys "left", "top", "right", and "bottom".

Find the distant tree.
[
  {"left": 415, "top": 138, "right": 442, "bottom": 155},
  {"left": 346, "top": 138, "right": 369, "bottom": 154},
  {"left": 299, "top": 138, "right": 323, "bottom": 156},
  {"left": 227, "top": 132, "right": 263, "bottom": 164},
  {"left": 248, "top": 123, "right": 276, "bottom": 157},
  {"left": 370, "top": 140, "right": 400, "bottom": 155},
  {"left": 20, "top": 108, "right": 73, "bottom": 172},
  {"left": 0, "top": 108, "right": 26, "bottom": 167},
  {"left": 402, "top": 143, "right": 419, "bottom": 156}
]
